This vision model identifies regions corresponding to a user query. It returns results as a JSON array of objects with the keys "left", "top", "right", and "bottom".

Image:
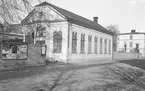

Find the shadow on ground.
[
  {"left": 119, "top": 59, "right": 145, "bottom": 70},
  {"left": 0, "top": 62, "right": 115, "bottom": 81}
]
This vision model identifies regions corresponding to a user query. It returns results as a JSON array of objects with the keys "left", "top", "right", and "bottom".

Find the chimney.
[
  {"left": 131, "top": 29, "right": 136, "bottom": 33},
  {"left": 93, "top": 17, "right": 98, "bottom": 23}
]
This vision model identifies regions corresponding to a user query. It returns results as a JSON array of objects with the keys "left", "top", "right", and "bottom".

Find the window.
[
  {"left": 104, "top": 39, "right": 107, "bottom": 54},
  {"left": 72, "top": 32, "right": 77, "bottom": 53},
  {"left": 80, "top": 34, "right": 85, "bottom": 53},
  {"left": 94, "top": 37, "right": 98, "bottom": 54},
  {"left": 36, "top": 24, "right": 46, "bottom": 37},
  {"left": 88, "top": 35, "right": 92, "bottom": 54},
  {"left": 109, "top": 40, "right": 111, "bottom": 54},
  {"left": 130, "top": 35, "right": 133, "bottom": 40},
  {"left": 12, "top": 45, "right": 17, "bottom": 53},
  {"left": 130, "top": 41, "right": 133, "bottom": 47},
  {"left": 124, "top": 44, "right": 127, "bottom": 52},
  {"left": 53, "top": 31, "right": 62, "bottom": 53},
  {"left": 100, "top": 38, "right": 103, "bottom": 54}
]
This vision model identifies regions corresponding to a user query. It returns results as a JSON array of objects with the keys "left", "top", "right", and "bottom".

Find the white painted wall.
[
  {"left": 117, "top": 34, "right": 145, "bottom": 56},
  {"left": 45, "top": 22, "right": 68, "bottom": 63},
  {"left": 67, "top": 24, "right": 113, "bottom": 63},
  {"left": 22, "top": 4, "right": 113, "bottom": 63}
]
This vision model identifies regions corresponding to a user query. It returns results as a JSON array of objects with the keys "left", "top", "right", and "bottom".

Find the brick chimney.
[
  {"left": 93, "top": 17, "right": 98, "bottom": 23},
  {"left": 131, "top": 29, "right": 136, "bottom": 33}
]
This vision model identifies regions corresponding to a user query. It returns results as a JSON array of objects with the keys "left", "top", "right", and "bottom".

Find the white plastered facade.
[{"left": 22, "top": 4, "right": 113, "bottom": 63}]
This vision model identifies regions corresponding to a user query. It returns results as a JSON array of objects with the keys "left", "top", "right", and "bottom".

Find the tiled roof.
[{"left": 35, "top": 2, "right": 113, "bottom": 35}]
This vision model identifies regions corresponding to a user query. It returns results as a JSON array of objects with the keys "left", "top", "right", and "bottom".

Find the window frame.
[
  {"left": 72, "top": 32, "right": 77, "bottom": 53},
  {"left": 100, "top": 38, "right": 103, "bottom": 54},
  {"left": 88, "top": 35, "right": 92, "bottom": 54},
  {"left": 109, "top": 40, "right": 111, "bottom": 54},
  {"left": 80, "top": 34, "right": 85, "bottom": 54},
  {"left": 36, "top": 24, "right": 46, "bottom": 37},
  {"left": 94, "top": 37, "right": 98, "bottom": 54},
  {"left": 130, "top": 41, "right": 133, "bottom": 47},
  {"left": 53, "top": 31, "right": 62, "bottom": 53},
  {"left": 104, "top": 39, "right": 107, "bottom": 54}
]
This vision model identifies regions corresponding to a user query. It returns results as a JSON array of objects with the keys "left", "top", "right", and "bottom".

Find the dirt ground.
[{"left": 0, "top": 61, "right": 144, "bottom": 91}]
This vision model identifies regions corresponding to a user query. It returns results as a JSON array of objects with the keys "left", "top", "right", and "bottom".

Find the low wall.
[
  {"left": 0, "top": 44, "right": 45, "bottom": 70},
  {"left": 114, "top": 52, "right": 142, "bottom": 60}
]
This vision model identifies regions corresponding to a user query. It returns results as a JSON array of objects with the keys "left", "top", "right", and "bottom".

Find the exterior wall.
[
  {"left": 114, "top": 52, "right": 142, "bottom": 60},
  {"left": 45, "top": 22, "right": 68, "bottom": 63},
  {"left": 68, "top": 24, "right": 113, "bottom": 63},
  {"left": 22, "top": 5, "right": 66, "bottom": 44},
  {"left": 22, "top": 4, "right": 113, "bottom": 63},
  {"left": 22, "top": 5, "right": 68, "bottom": 63},
  {"left": 117, "top": 34, "right": 145, "bottom": 56}
]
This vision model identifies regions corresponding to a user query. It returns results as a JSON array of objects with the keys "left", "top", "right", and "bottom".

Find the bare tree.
[
  {"left": 106, "top": 25, "right": 120, "bottom": 51},
  {"left": 0, "top": 0, "right": 50, "bottom": 24}
]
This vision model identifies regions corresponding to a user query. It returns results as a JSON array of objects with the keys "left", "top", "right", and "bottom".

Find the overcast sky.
[{"left": 32, "top": 0, "right": 145, "bottom": 33}]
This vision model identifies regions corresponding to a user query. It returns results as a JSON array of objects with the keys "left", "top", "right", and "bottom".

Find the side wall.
[{"left": 68, "top": 23, "right": 113, "bottom": 63}]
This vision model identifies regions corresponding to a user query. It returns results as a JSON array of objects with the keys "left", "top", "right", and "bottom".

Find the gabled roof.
[{"left": 23, "top": 2, "right": 113, "bottom": 35}]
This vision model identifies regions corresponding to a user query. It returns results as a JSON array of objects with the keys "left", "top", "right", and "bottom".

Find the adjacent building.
[
  {"left": 22, "top": 2, "right": 113, "bottom": 63},
  {"left": 117, "top": 30, "right": 145, "bottom": 56}
]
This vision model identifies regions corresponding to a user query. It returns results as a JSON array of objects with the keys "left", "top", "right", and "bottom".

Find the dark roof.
[
  {"left": 0, "top": 32, "right": 23, "bottom": 37},
  {"left": 119, "top": 32, "right": 145, "bottom": 35},
  {"left": 7, "top": 24, "right": 22, "bottom": 34},
  {"left": 24, "top": 2, "right": 113, "bottom": 35}
]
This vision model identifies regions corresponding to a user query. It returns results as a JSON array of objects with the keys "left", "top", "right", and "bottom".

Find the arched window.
[
  {"left": 100, "top": 38, "right": 103, "bottom": 54},
  {"left": 104, "top": 39, "right": 107, "bottom": 54},
  {"left": 53, "top": 31, "right": 62, "bottom": 53},
  {"left": 109, "top": 40, "right": 111, "bottom": 54},
  {"left": 94, "top": 37, "right": 98, "bottom": 54},
  {"left": 80, "top": 34, "right": 85, "bottom": 53},
  {"left": 88, "top": 35, "right": 92, "bottom": 54},
  {"left": 72, "top": 32, "right": 77, "bottom": 53}
]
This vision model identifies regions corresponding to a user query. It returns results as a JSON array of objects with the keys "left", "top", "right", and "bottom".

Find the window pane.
[
  {"left": 53, "top": 31, "right": 62, "bottom": 53},
  {"left": 72, "top": 32, "right": 77, "bottom": 53}
]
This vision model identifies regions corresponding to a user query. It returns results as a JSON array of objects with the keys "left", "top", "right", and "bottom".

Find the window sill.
[
  {"left": 36, "top": 36, "right": 46, "bottom": 37},
  {"left": 80, "top": 53, "right": 85, "bottom": 54},
  {"left": 53, "top": 51, "right": 62, "bottom": 53},
  {"left": 72, "top": 52, "right": 77, "bottom": 54},
  {"left": 88, "top": 53, "right": 92, "bottom": 54}
]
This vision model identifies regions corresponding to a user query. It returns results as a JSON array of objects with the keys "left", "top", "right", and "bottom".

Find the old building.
[
  {"left": 22, "top": 2, "right": 113, "bottom": 63},
  {"left": 117, "top": 30, "right": 145, "bottom": 57}
]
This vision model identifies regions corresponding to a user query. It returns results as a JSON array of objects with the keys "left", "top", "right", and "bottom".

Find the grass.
[{"left": 119, "top": 59, "right": 145, "bottom": 70}]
